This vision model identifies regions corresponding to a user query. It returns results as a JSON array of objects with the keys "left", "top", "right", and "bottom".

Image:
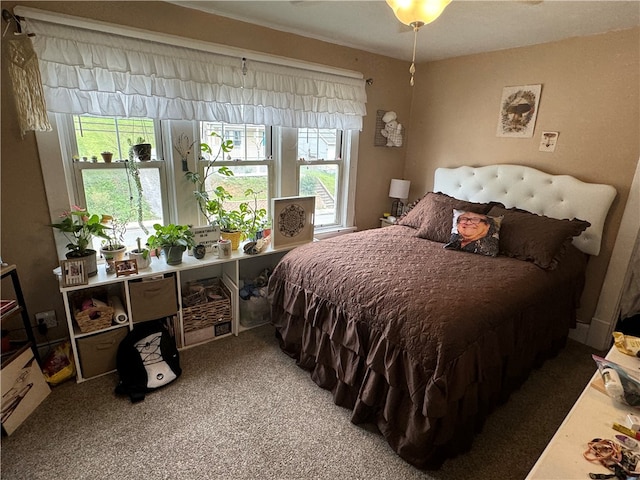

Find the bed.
[{"left": 267, "top": 164, "right": 616, "bottom": 469}]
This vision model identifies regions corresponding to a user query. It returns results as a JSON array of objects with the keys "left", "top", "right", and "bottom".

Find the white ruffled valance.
[{"left": 27, "top": 19, "right": 367, "bottom": 130}]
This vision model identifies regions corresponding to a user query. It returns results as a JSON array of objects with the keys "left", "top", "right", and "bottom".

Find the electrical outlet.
[{"left": 35, "top": 310, "right": 57, "bottom": 328}]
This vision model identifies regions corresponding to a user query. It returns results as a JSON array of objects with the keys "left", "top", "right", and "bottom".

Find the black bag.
[{"left": 115, "top": 320, "right": 181, "bottom": 403}]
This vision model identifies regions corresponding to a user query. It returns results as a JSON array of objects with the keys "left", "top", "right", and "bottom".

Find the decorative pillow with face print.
[{"left": 444, "top": 209, "right": 502, "bottom": 257}]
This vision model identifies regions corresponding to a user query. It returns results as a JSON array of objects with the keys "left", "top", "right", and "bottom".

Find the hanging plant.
[{"left": 125, "top": 148, "right": 148, "bottom": 234}]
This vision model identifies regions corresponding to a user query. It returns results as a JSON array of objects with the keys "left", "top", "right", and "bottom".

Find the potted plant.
[
  {"left": 101, "top": 151, "right": 113, "bottom": 163},
  {"left": 243, "top": 189, "right": 268, "bottom": 242},
  {"left": 129, "top": 237, "right": 151, "bottom": 269},
  {"left": 146, "top": 223, "right": 195, "bottom": 265},
  {"left": 128, "top": 136, "right": 151, "bottom": 162},
  {"left": 205, "top": 186, "right": 247, "bottom": 250},
  {"left": 50, "top": 206, "right": 111, "bottom": 277},
  {"left": 184, "top": 131, "right": 234, "bottom": 223},
  {"left": 100, "top": 216, "right": 127, "bottom": 274}
]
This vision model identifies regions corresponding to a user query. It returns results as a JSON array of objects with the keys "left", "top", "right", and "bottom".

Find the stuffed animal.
[{"left": 381, "top": 111, "right": 403, "bottom": 147}]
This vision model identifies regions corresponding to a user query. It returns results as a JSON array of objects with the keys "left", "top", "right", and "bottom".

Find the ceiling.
[{"left": 168, "top": 1, "right": 640, "bottom": 62}]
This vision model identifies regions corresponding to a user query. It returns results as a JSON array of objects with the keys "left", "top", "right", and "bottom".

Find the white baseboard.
[
  {"left": 585, "top": 316, "right": 615, "bottom": 351},
  {"left": 569, "top": 322, "right": 590, "bottom": 344},
  {"left": 569, "top": 318, "right": 614, "bottom": 351}
]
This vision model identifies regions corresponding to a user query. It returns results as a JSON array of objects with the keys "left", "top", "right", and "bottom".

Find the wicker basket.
[
  {"left": 71, "top": 290, "right": 115, "bottom": 334},
  {"left": 182, "top": 278, "right": 231, "bottom": 333}
]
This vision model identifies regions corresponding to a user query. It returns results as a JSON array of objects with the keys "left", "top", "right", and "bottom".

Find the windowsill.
[{"left": 313, "top": 226, "right": 357, "bottom": 240}]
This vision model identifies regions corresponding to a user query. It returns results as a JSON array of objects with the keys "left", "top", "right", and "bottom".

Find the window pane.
[
  {"left": 298, "top": 128, "right": 339, "bottom": 160},
  {"left": 74, "top": 116, "right": 157, "bottom": 161},
  {"left": 203, "top": 165, "right": 269, "bottom": 218},
  {"left": 200, "top": 122, "right": 266, "bottom": 161},
  {"left": 81, "top": 167, "right": 165, "bottom": 248},
  {"left": 299, "top": 164, "right": 338, "bottom": 226}
]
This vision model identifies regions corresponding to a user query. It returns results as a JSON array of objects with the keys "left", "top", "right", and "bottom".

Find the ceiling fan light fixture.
[
  {"left": 386, "top": 0, "right": 451, "bottom": 27},
  {"left": 386, "top": 0, "right": 451, "bottom": 86}
]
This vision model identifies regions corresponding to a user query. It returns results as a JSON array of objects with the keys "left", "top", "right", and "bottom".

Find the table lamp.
[{"left": 389, "top": 179, "right": 410, "bottom": 217}]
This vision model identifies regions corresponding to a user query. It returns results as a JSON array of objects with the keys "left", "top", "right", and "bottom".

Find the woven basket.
[
  {"left": 182, "top": 278, "right": 231, "bottom": 333},
  {"left": 71, "top": 289, "right": 115, "bottom": 333},
  {"left": 74, "top": 305, "right": 114, "bottom": 333}
]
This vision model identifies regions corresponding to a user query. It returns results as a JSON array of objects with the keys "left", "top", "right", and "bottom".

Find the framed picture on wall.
[
  {"left": 496, "top": 84, "right": 542, "bottom": 138},
  {"left": 271, "top": 196, "right": 315, "bottom": 248}
]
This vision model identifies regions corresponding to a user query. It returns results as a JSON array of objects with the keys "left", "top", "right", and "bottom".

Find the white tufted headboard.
[{"left": 433, "top": 164, "right": 616, "bottom": 256}]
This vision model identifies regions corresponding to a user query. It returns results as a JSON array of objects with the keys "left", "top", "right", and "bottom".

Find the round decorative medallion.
[{"left": 279, "top": 204, "right": 306, "bottom": 237}]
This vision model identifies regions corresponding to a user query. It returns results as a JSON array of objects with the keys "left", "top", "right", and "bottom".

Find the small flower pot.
[
  {"left": 101, "top": 152, "right": 113, "bottom": 163},
  {"left": 129, "top": 249, "right": 151, "bottom": 269}
]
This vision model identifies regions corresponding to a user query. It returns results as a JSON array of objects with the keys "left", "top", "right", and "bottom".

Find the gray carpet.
[{"left": 0, "top": 325, "right": 603, "bottom": 480}]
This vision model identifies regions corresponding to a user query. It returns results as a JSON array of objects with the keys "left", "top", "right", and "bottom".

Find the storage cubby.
[
  {"left": 58, "top": 244, "right": 298, "bottom": 382},
  {"left": 238, "top": 251, "right": 288, "bottom": 331},
  {"left": 128, "top": 273, "right": 178, "bottom": 323}
]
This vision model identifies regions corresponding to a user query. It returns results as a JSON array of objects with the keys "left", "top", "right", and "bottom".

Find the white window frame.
[
  {"left": 296, "top": 129, "right": 344, "bottom": 228},
  {"left": 38, "top": 118, "right": 359, "bottom": 261}
]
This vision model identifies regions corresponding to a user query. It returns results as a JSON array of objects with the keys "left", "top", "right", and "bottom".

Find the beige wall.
[
  {"left": 404, "top": 27, "right": 640, "bottom": 324},
  {"left": 0, "top": 1, "right": 411, "bottom": 343}
]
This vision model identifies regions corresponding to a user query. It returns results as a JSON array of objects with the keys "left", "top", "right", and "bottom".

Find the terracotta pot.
[{"left": 101, "top": 152, "right": 113, "bottom": 163}]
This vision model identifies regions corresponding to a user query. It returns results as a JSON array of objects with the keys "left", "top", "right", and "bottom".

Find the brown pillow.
[
  {"left": 405, "top": 192, "right": 498, "bottom": 243},
  {"left": 487, "top": 205, "right": 590, "bottom": 270}
]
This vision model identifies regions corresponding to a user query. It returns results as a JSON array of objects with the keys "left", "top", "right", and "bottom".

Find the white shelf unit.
[{"left": 58, "top": 243, "right": 300, "bottom": 382}]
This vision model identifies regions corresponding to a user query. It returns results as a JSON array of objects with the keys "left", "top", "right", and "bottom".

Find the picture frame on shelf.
[
  {"left": 115, "top": 259, "right": 138, "bottom": 277},
  {"left": 60, "top": 259, "right": 88, "bottom": 287},
  {"left": 271, "top": 196, "right": 315, "bottom": 248}
]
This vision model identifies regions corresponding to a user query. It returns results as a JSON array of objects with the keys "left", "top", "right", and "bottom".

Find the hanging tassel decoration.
[{"left": 4, "top": 34, "right": 51, "bottom": 137}]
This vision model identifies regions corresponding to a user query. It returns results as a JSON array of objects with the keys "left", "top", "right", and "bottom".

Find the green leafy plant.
[
  {"left": 204, "top": 186, "right": 248, "bottom": 233},
  {"left": 50, "top": 206, "right": 111, "bottom": 256},
  {"left": 125, "top": 155, "right": 148, "bottom": 234},
  {"left": 146, "top": 223, "right": 196, "bottom": 252},
  {"left": 243, "top": 189, "right": 268, "bottom": 241},
  {"left": 184, "top": 131, "right": 234, "bottom": 224},
  {"left": 101, "top": 216, "right": 127, "bottom": 251}
]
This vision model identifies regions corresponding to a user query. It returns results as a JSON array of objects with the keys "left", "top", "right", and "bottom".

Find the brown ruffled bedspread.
[{"left": 267, "top": 225, "right": 587, "bottom": 469}]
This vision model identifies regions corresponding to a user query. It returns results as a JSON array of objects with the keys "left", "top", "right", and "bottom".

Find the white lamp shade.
[{"left": 389, "top": 179, "right": 411, "bottom": 199}]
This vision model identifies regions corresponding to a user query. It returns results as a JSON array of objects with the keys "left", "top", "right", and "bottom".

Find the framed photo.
[
  {"left": 115, "top": 259, "right": 138, "bottom": 277},
  {"left": 271, "top": 196, "right": 315, "bottom": 248},
  {"left": 496, "top": 84, "right": 542, "bottom": 138},
  {"left": 60, "top": 259, "right": 88, "bottom": 287}
]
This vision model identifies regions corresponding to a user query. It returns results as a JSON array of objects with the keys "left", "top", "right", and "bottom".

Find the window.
[
  {"left": 45, "top": 115, "right": 356, "bottom": 259},
  {"left": 64, "top": 115, "right": 168, "bottom": 249},
  {"left": 198, "top": 122, "right": 271, "bottom": 226},
  {"left": 297, "top": 129, "right": 342, "bottom": 227}
]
